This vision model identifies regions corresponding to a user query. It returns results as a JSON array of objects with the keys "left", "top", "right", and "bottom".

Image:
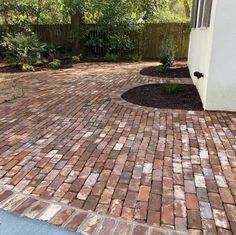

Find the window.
[
  {"left": 191, "top": 0, "right": 213, "bottom": 28},
  {"left": 203, "top": 0, "right": 213, "bottom": 27},
  {"left": 198, "top": 0, "right": 205, "bottom": 27}
]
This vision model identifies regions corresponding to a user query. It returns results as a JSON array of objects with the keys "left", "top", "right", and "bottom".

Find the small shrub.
[
  {"left": 22, "top": 64, "right": 35, "bottom": 72},
  {"left": 72, "top": 55, "right": 81, "bottom": 64},
  {"left": 44, "top": 44, "right": 61, "bottom": 61},
  {"left": 3, "top": 56, "right": 19, "bottom": 65},
  {"left": 162, "top": 82, "right": 180, "bottom": 94},
  {"left": 1, "top": 33, "right": 45, "bottom": 65},
  {"left": 127, "top": 54, "right": 142, "bottom": 62},
  {"left": 157, "top": 65, "right": 170, "bottom": 74},
  {"left": 41, "top": 58, "right": 49, "bottom": 64},
  {"left": 103, "top": 53, "right": 118, "bottom": 62},
  {"left": 160, "top": 34, "right": 176, "bottom": 67},
  {"left": 48, "top": 59, "right": 61, "bottom": 68}
]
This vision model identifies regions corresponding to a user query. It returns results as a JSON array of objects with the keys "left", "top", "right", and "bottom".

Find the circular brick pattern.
[{"left": 0, "top": 62, "right": 236, "bottom": 235}]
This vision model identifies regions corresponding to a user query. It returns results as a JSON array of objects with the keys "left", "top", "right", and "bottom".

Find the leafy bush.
[
  {"left": 127, "top": 54, "right": 142, "bottom": 62},
  {"left": 2, "top": 55, "right": 19, "bottom": 65},
  {"left": 48, "top": 59, "right": 61, "bottom": 68},
  {"left": 44, "top": 44, "right": 59, "bottom": 61},
  {"left": 83, "top": 25, "right": 136, "bottom": 56},
  {"left": 44, "top": 44, "right": 66, "bottom": 61},
  {"left": 1, "top": 33, "right": 45, "bottom": 65},
  {"left": 82, "top": 0, "right": 141, "bottom": 57},
  {"left": 162, "top": 82, "right": 180, "bottom": 94},
  {"left": 72, "top": 55, "right": 81, "bottom": 64},
  {"left": 103, "top": 53, "right": 119, "bottom": 62},
  {"left": 22, "top": 64, "right": 35, "bottom": 72},
  {"left": 157, "top": 64, "right": 170, "bottom": 74},
  {"left": 160, "top": 34, "right": 176, "bottom": 67}
]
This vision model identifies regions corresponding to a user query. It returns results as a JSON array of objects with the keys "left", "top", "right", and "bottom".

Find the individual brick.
[
  {"left": 187, "top": 210, "right": 202, "bottom": 230},
  {"left": 186, "top": 193, "right": 199, "bottom": 210},
  {"left": 212, "top": 209, "right": 230, "bottom": 229},
  {"left": 52, "top": 208, "right": 74, "bottom": 226},
  {"left": 161, "top": 206, "right": 174, "bottom": 226},
  {"left": 113, "top": 221, "right": 131, "bottom": 235},
  {"left": 132, "top": 225, "right": 149, "bottom": 235},
  {"left": 79, "top": 214, "right": 102, "bottom": 235},
  {"left": 138, "top": 185, "right": 151, "bottom": 202},
  {"left": 14, "top": 197, "right": 37, "bottom": 215},
  {"left": 65, "top": 212, "right": 88, "bottom": 231},
  {"left": 97, "top": 218, "right": 116, "bottom": 235},
  {"left": 39, "top": 204, "right": 62, "bottom": 221}
]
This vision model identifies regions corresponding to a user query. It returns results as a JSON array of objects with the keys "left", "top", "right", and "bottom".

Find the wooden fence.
[
  {"left": 135, "top": 23, "right": 190, "bottom": 59},
  {"left": 0, "top": 23, "right": 190, "bottom": 59}
]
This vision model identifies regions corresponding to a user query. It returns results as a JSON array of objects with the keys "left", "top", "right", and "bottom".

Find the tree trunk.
[
  {"left": 71, "top": 12, "right": 83, "bottom": 54},
  {"left": 183, "top": 0, "right": 191, "bottom": 18}
]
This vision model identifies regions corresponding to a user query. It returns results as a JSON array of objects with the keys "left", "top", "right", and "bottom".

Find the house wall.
[{"left": 188, "top": 0, "right": 236, "bottom": 111}]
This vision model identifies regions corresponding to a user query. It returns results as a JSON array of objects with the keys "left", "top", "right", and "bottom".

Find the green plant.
[
  {"left": 1, "top": 33, "right": 45, "bottom": 65},
  {"left": 103, "top": 53, "right": 118, "bottom": 62},
  {"left": 127, "top": 54, "right": 142, "bottom": 62},
  {"left": 2, "top": 55, "right": 19, "bottom": 65},
  {"left": 48, "top": 59, "right": 61, "bottom": 68},
  {"left": 157, "top": 64, "right": 170, "bottom": 74},
  {"left": 72, "top": 55, "right": 81, "bottom": 64},
  {"left": 160, "top": 33, "right": 176, "bottom": 67},
  {"left": 162, "top": 82, "right": 180, "bottom": 94},
  {"left": 22, "top": 64, "right": 35, "bottom": 72}
]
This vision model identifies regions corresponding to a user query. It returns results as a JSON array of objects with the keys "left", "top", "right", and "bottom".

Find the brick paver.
[{"left": 0, "top": 62, "right": 236, "bottom": 234}]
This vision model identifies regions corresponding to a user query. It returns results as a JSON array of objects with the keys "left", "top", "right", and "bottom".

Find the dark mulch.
[
  {"left": 140, "top": 66, "right": 191, "bottom": 78},
  {"left": 121, "top": 84, "right": 203, "bottom": 111},
  {"left": 0, "top": 59, "right": 73, "bottom": 73}
]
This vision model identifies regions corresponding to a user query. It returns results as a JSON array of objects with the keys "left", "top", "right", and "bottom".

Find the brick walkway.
[{"left": 0, "top": 62, "right": 236, "bottom": 235}]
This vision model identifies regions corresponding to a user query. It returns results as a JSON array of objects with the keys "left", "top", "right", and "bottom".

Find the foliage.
[
  {"left": 2, "top": 55, "right": 18, "bottom": 65},
  {"left": 157, "top": 64, "right": 170, "bottom": 74},
  {"left": 0, "top": 0, "right": 37, "bottom": 29},
  {"left": 0, "top": 0, "right": 68, "bottom": 25},
  {"left": 83, "top": 25, "right": 136, "bottom": 55},
  {"left": 1, "top": 33, "right": 46, "bottom": 65},
  {"left": 44, "top": 44, "right": 62, "bottom": 61},
  {"left": 83, "top": 0, "right": 141, "bottom": 55},
  {"left": 72, "top": 55, "right": 81, "bottom": 63},
  {"left": 0, "top": 0, "right": 191, "bottom": 58},
  {"left": 0, "top": 0, "right": 191, "bottom": 25},
  {"left": 103, "top": 53, "right": 118, "bottom": 62},
  {"left": 22, "top": 64, "right": 35, "bottom": 72},
  {"left": 48, "top": 59, "right": 61, "bottom": 68},
  {"left": 162, "top": 82, "right": 180, "bottom": 94},
  {"left": 160, "top": 33, "right": 176, "bottom": 67},
  {"left": 127, "top": 53, "right": 142, "bottom": 62}
]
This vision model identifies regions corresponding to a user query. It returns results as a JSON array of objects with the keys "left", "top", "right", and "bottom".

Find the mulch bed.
[
  {"left": 121, "top": 84, "right": 203, "bottom": 111},
  {"left": 140, "top": 66, "right": 191, "bottom": 78},
  {"left": 0, "top": 59, "right": 73, "bottom": 73}
]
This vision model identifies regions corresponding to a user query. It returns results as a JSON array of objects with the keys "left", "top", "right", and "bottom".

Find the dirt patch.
[
  {"left": 121, "top": 83, "right": 203, "bottom": 111},
  {"left": 140, "top": 65, "right": 191, "bottom": 78},
  {"left": 0, "top": 77, "right": 23, "bottom": 103}
]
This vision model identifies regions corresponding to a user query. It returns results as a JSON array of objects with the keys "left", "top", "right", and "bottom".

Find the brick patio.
[{"left": 0, "top": 62, "right": 236, "bottom": 235}]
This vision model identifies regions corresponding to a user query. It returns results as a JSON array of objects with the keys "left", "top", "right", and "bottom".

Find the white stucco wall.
[{"left": 188, "top": 0, "right": 236, "bottom": 111}]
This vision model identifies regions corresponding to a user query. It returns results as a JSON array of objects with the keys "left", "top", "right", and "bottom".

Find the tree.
[
  {"left": 0, "top": 0, "right": 37, "bottom": 26},
  {"left": 63, "top": 0, "right": 89, "bottom": 52}
]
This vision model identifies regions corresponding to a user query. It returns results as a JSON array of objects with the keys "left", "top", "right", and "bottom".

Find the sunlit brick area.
[{"left": 0, "top": 63, "right": 236, "bottom": 234}]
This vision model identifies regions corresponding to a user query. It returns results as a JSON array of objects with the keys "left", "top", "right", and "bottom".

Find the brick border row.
[{"left": 0, "top": 185, "right": 189, "bottom": 235}]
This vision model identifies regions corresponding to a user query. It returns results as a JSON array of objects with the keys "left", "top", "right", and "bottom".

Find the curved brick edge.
[
  {"left": 0, "top": 186, "right": 190, "bottom": 235},
  {"left": 109, "top": 81, "right": 205, "bottom": 116}
]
